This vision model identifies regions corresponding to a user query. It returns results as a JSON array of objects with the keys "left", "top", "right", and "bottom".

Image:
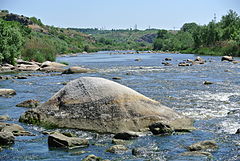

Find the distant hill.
[{"left": 70, "top": 28, "right": 159, "bottom": 50}]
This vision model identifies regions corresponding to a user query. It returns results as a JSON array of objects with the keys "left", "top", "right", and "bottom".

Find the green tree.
[
  {"left": 0, "top": 19, "right": 24, "bottom": 64},
  {"left": 220, "top": 10, "right": 240, "bottom": 40},
  {"left": 181, "top": 22, "right": 198, "bottom": 33}
]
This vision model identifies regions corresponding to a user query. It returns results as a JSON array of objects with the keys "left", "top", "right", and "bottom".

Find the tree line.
[{"left": 153, "top": 10, "right": 240, "bottom": 56}]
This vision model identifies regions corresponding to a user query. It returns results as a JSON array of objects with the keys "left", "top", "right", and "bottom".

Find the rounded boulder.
[{"left": 20, "top": 77, "right": 194, "bottom": 133}]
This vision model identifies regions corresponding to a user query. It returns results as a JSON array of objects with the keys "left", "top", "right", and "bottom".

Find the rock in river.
[
  {"left": 188, "top": 140, "right": 218, "bottom": 151},
  {"left": 62, "top": 66, "right": 94, "bottom": 74},
  {"left": 48, "top": 132, "right": 89, "bottom": 149},
  {"left": 0, "top": 122, "right": 33, "bottom": 136},
  {"left": 221, "top": 56, "right": 233, "bottom": 62},
  {"left": 106, "top": 145, "right": 128, "bottom": 153},
  {"left": 16, "top": 99, "right": 40, "bottom": 108},
  {"left": 0, "top": 132, "right": 15, "bottom": 145},
  {"left": 19, "top": 77, "right": 194, "bottom": 134},
  {"left": 0, "top": 89, "right": 16, "bottom": 96}
]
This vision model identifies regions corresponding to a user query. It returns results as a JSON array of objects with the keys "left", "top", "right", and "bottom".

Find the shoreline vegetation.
[{"left": 0, "top": 9, "right": 239, "bottom": 65}]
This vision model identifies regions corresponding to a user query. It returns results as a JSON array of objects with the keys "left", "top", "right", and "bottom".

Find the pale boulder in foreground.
[{"left": 20, "top": 77, "right": 194, "bottom": 133}]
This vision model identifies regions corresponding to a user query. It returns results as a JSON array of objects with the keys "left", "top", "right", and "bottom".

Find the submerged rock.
[
  {"left": 62, "top": 66, "right": 94, "bottom": 74},
  {"left": 112, "top": 77, "right": 122, "bottom": 80},
  {"left": 203, "top": 81, "right": 213, "bottom": 85},
  {"left": 134, "top": 58, "right": 142, "bottom": 61},
  {"left": 19, "top": 77, "right": 194, "bottom": 134},
  {"left": 16, "top": 100, "right": 40, "bottom": 108},
  {"left": 106, "top": 145, "right": 128, "bottom": 153},
  {"left": 178, "top": 62, "right": 191, "bottom": 66},
  {"left": 0, "top": 89, "right": 16, "bottom": 96},
  {"left": 165, "top": 58, "right": 172, "bottom": 61},
  {"left": 188, "top": 140, "right": 218, "bottom": 151},
  {"left": 112, "top": 139, "right": 129, "bottom": 145},
  {"left": 181, "top": 151, "right": 212, "bottom": 157},
  {"left": 48, "top": 132, "right": 89, "bottom": 148}
]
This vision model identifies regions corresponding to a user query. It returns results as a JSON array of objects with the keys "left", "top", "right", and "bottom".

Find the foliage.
[
  {"left": 30, "top": 17, "right": 44, "bottom": 26},
  {"left": 0, "top": 19, "right": 24, "bottom": 64},
  {"left": 71, "top": 28, "right": 159, "bottom": 51},
  {"left": 154, "top": 10, "right": 240, "bottom": 56}
]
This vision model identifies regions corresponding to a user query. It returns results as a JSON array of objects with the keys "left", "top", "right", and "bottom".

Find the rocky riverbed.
[{"left": 0, "top": 52, "right": 239, "bottom": 160}]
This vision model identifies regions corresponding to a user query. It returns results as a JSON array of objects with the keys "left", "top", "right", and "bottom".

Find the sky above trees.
[{"left": 1, "top": 0, "right": 239, "bottom": 30}]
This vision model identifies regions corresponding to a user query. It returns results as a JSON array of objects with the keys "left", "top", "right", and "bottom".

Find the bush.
[
  {"left": 0, "top": 19, "right": 24, "bottom": 64},
  {"left": 22, "top": 35, "right": 56, "bottom": 62}
]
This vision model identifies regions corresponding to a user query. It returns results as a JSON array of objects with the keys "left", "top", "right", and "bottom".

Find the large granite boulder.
[{"left": 19, "top": 77, "right": 194, "bottom": 133}]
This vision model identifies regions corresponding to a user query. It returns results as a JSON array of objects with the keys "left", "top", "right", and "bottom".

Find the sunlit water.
[{"left": 0, "top": 52, "right": 239, "bottom": 160}]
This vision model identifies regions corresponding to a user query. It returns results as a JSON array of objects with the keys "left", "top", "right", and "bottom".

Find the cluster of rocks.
[
  {"left": 160, "top": 55, "right": 239, "bottom": 67},
  {"left": 0, "top": 59, "right": 94, "bottom": 74},
  {"left": 178, "top": 56, "right": 206, "bottom": 66},
  {"left": 0, "top": 121, "right": 33, "bottom": 150}
]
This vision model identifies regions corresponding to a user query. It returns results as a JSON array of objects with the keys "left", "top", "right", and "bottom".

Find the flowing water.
[{"left": 0, "top": 52, "right": 239, "bottom": 161}]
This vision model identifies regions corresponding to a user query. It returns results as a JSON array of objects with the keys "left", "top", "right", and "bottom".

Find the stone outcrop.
[{"left": 19, "top": 77, "right": 194, "bottom": 134}]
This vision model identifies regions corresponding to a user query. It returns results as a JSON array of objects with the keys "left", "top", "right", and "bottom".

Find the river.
[{"left": 0, "top": 52, "right": 239, "bottom": 160}]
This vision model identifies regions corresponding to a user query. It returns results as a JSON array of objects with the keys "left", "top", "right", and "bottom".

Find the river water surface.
[{"left": 0, "top": 52, "right": 239, "bottom": 160}]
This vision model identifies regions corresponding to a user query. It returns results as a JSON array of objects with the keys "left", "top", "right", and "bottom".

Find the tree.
[
  {"left": 0, "top": 19, "right": 24, "bottom": 64},
  {"left": 181, "top": 22, "right": 198, "bottom": 33},
  {"left": 220, "top": 10, "right": 240, "bottom": 40},
  {"left": 156, "top": 29, "right": 168, "bottom": 39}
]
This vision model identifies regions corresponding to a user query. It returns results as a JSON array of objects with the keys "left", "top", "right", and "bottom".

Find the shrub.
[{"left": 0, "top": 19, "right": 24, "bottom": 64}]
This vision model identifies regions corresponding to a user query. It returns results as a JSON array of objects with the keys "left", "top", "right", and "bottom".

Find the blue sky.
[{"left": 1, "top": 0, "right": 239, "bottom": 30}]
